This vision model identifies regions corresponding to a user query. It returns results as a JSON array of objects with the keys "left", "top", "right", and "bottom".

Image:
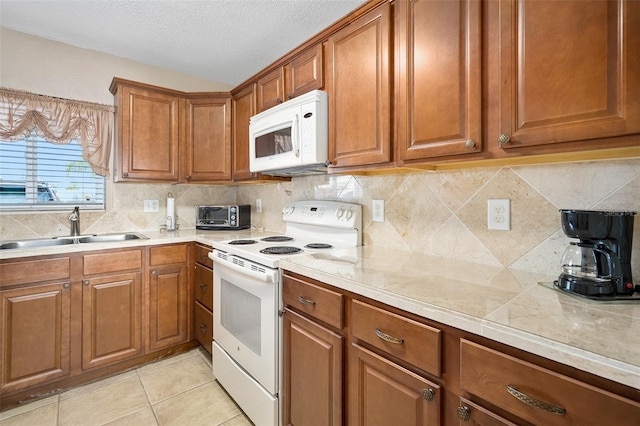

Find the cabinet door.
[
  {"left": 183, "top": 96, "right": 232, "bottom": 182},
  {"left": 116, "top": 85, "right": 181, "bottom": 182},
  {"left": 148, "top": 264, "right": 189, "bottom": 351},
  {"left": 1, "top": 282, "right": 71, "bottom": 393},
  {"left": 82, "top": 272, "right": 143, "bottom": 370},
  {"left": 194, "top": 262, "right": 213, "bottom": 311},
  {"left": 194, "top": 301, "right": 213, "bottom": 354},
  {"left": 497, "top": 0, "right": 640, "bottom": 150},
  {"left": 456, "top": 397, "right": 518, "bottom": 426},
  {"left": 349, "top": 343, "right": 440, "bottom": 426},
  {"left": 286, "top": 44, "right": 324, "bottom": 100},
  {"left": 256, "top": 67, "right": 286, "bottom": 113},
  {"left": 283, "top": 308, "right": 343, "bottom": 426},
  {"left": 232, "top": 84, "right": 257, "bottom": 180},
  {"left": 396, "top": 0, "right": 482, "bottom": 161},
  {"left": 326, "top": 2, "right": 392, "bottom": 168}
]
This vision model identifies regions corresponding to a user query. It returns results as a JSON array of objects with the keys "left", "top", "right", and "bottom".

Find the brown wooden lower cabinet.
[
  {"left": 282, "top": 308, "right": 344, "bottom": 426},
  {"left": 1, "top": 281, "right": 72, "bottom": 393},
  {"left": 194, "top": 301, "right": 212, "bottom": 353},
  {"left": 455, "top": 397, "right": 517, "bottom": 426},
  {"left": 349, "top": 343, "right": 441, "bottom": 426},
  {"left": 193, "top": 243, "right": 213, "bottom": 353},
  {"left": 82, "top": 271, "right": 143, "bottom": 370}
]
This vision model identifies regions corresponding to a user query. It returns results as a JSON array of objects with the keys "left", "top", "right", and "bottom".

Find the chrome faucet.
[{"left": 69, "top": 206, "right": 80, "bottom": 236}]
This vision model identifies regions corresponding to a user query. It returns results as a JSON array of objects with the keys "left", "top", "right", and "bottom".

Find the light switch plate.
[{"left": 488, "top": 199, "right": 510, "bottom": 230}]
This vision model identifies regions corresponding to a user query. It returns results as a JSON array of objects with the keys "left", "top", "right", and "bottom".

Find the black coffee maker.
[{"left": 556, "top": 209, "right": 637, "bottom": 298}]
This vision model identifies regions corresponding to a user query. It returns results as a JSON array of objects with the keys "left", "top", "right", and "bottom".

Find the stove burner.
[
  {"left": 261, "top": 236, "right": 294, "bottom": 242},
  {"left": 228, "top": 239, "right": 258, "bottom": 245},
  {"left": 305, "top": 243, "right": 333, "bottom": 249},
  {"left": 260, "top": 246, "right": 303, "bottom": 255}
]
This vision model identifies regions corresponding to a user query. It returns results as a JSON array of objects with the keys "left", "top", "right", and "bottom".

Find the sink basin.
[
  {"left": 0, "top": 238, "right": 76, "bottom": 250},
  {"left": 78, "top": 232, "right": 148, "bottom": 243},
  {"left": 0, "top": 232, "right": 148, "bottom": 250}
]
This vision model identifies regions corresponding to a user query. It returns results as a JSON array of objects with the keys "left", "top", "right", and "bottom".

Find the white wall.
[{"left": 0, "top": 27, "right": 233, "bottom": 105}]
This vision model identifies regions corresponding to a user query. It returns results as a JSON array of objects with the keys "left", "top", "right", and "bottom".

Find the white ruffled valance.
[{"left": 0, "top": 87, "right": 114, "bottom": 176}]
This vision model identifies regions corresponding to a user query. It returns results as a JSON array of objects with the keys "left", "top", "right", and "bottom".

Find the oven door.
[{"left": 212, "top": 251, "right": 279, "bottom": 394}]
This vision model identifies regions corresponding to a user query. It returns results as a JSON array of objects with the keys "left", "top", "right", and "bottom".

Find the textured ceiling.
[{"left": 0, "top": 0, "right": 366, "bottom": 86}]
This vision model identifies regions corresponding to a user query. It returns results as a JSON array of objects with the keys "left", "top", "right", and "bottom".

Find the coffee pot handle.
[{"left": 593, "top": 246, "right": 622, "bottom": 280}]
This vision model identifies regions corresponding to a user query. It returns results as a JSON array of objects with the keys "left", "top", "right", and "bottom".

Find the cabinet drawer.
[
  {"left": 460, "top": 339, "right": 640, "bottom": 425},
  {"left": 351, "top": 299, "right": 441, "bottom": 376},
  {"left": 194, "top": 301, "right": 213, "bottom": 354},
  {"left": 195, "top": 244, "right": 213, "bottom": 268},
  {"left": 194, "top": 263, "right": 213, "bottom": 311},
  {"left": 1, "top": 256, "right": 70, "bottom": 287},
  {"left": 83, "top": 250, "right": 142, "bottom": 275},
  {"left": 149, "top": 244, "right": 188, "bottom": 266},
  {"left": 282, "top": 275, "right": 344, "bottom": 330}
]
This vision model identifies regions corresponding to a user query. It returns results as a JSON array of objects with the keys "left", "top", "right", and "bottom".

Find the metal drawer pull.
[
  {"left": 298, "top": 296, "right": 316, "bottom": 306},
  {"left": 421, "top": 388, "right": 435, "bottom": 401},
  {"left": 199, "top": 324, "right": 207, "bottom": 334},
  {"left": 199, "top": 283, "right": 208, "bottom": 291},
  {"left": 507, "top": 385, "right": 566, "bottom": 416},
  {"left": 456, "top": 406, "right": 471, "bottom": 421},
  {"left": 374, "top": 328, "right": 404, "bottom": 344}
]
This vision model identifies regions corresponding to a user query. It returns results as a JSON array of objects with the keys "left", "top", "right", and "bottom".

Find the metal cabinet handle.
[
  {"left": 185, "top": 175, "right": 191, "bottom": 181},
  {"left": 498, "top": 133, "right": 511, "bottom": 147},
  {"left": 456, "top": 405, "right": 471, "bottom": 421},
  {"left": 277, "top": 98, "right": 283, "bottom": 104},
  {"left": 465, "top": 139, "right": 476, "bottom": 149},
  {"left": 151, "top": 270, "right": 157, "bottom": 275},
  {"left": 286, "top": 94, "right": 292, "bottom": 101},
  {"left": 298, "top": 295, "right": 315, "bottom": 306},
  {"left": 421, "top": 388, "right": 435, "bottom": 401},
  {"left": 199, "top": 324, "right": 207, "bottom": 334},
  {"left": 374, "top": 328, "right": 404, "bottom": 344},
  {"left": 123, "top": 172, "right": 129, "bottom": 177},
  {"left": 63, "top": 282, "right": 70, "bottom": 289},
  {"left": 83, "top": 280, "right": 90, "bottom": 286},
  {"left": 507, "top": 385, "right": 566, "bottom": 416},
  {"left": 199, "top": 283, "right": 208, "bottom": 292},
  {"left": 200, "top": 254, "right": 208, "bottom": 262}
]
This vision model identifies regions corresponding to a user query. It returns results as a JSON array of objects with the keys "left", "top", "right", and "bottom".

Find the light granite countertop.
[{"left": 3, "top": 230, "right": 639, "bottom": 390}]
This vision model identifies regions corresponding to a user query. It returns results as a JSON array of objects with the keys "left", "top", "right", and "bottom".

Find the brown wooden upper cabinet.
[
  {"left": 256, "top": 44, "right": 324, "bottom": 113},
  {"left": 326, "top": 1, "right": 393, "bottom": 169},
  {"left": 396, "top": 0, "right": 482, "bottom": 163},
  {"left": 110, "top": 78, "right": 232, "bottom": 183},
  {"left": 232, "top": 84, "right": 257, "bottom": 180},
  {"left": 183, "top": 95, "right": 232, "bottom": 182},
  {"left": 495, "top": 0, "right": 640, "bottom": 151}
]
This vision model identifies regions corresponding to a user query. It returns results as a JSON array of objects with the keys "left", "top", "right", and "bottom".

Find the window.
[{"left": 0, "top": 131, "right": 105, "bottom": 210}]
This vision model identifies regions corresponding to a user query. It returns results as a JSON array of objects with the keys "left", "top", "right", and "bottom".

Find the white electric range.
[{"left": 208, "top": 200, "right": 362, "bottom": 426}]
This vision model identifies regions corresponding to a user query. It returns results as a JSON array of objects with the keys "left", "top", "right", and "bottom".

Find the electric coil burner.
[
  {"left": 261, "top": 236, "right": 294, "bottom": 242},
  {"left": 228, "top": 239, "right": 258, "bottom": 245},
  {"left": 305, "top": 243, "right": 333, "bottom": 249},
  {"left": 260, "top": 246, "right": 304, "bottom": 255}
]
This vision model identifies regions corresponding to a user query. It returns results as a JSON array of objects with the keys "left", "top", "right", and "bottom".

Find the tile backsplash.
[{"left": 2, "top": 158, "right": 639, "bottom": 279}]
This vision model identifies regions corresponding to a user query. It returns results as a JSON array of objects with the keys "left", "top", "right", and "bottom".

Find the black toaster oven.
[{"left": 196, "top": 205, "right": 251, "bottom": 230}]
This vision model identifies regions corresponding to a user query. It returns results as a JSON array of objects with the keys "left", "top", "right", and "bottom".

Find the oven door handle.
[{"left": 210, "top": 252, "right": 277, "bottom": 283}]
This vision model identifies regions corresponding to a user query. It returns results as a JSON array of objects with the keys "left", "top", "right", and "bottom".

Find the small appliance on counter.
[
  {"left": 554, "top": 209, "right": 639, "bottom": 300},
  {"left": 196, "top": 205, "right": 251, "bottom": 230}
]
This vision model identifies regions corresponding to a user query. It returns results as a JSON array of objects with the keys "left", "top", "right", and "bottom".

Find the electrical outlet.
[
  {"left": 256, "top": 199, "right": 262, "bottom": 213},
  {"left": 372, "top": 200, "right": 385, "bottom": 222},
  {"left": 488, "top": 199, "right": 510, "bottom": 230},
  {"left": 144, "top": 199, "right": 159, "bottom": 212}
]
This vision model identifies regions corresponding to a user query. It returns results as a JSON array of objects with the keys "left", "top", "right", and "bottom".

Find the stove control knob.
[
  {"left": 283, "top": 206, "right": 295, "bottom": 216},
  {"left": 345, "top": 209, "right": 353, "bottom": 219},
  {"left": 336, "top": 208, "right": 344, "bottom": 218}
]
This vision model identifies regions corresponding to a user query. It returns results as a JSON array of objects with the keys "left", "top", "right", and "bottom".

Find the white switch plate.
[
  {"left": 488, "top": 199, "right": 510, "bottom": 230},
  {"left": 256, "top": 199, "right": 262, "bottom": 213},
  {"left": 372, "top": 200, "right": 385, "bottom": 222},
  {"left": 144, "top": 199, "right": 159, "bottom": 212}
]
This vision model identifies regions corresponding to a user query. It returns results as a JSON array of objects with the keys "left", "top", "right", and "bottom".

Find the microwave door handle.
[{"left": 293, "top": 114, "right": 300, "bottom": 157}]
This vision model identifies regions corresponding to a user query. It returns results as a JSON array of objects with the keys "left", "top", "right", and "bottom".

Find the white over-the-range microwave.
[{"left": 249, "top": 89, "right": 328, "bottom": 177}]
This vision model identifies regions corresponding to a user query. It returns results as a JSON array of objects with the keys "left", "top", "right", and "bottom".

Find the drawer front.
[
  {"left": 194, "top": 263, "right": 213, "bottom": 311},
  {"left": 351, "top": 299, "right": 441, "bottom": 376},
  {"left": 460, "top": 339, "right": 640, "bottom": 425},
  {"left": 282, "top": 274, "right": 344, "bottom": 330},
  {"left": 194, "top": 301, "right": 213, "bottom": 354},
  {"left": 195, "top": 244, "right": 213, "bottom": 268},
  {"left": 149, "top": 244, "right": 188, "bottom": 266},
  {"left": 1, "top": 257, "right": 70, "bottom": 287},
  {"left": 83, "top": 249, "right": 142, "bottom": 275}
]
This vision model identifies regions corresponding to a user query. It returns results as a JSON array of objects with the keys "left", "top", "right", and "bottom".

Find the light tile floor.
[{"left": 0, "top": 348, "right": 253, "bottom": 426}]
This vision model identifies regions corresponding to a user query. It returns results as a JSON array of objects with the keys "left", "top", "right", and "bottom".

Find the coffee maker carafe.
[{"left": 556, "top": 209, "right": 637, "bottom": 298}]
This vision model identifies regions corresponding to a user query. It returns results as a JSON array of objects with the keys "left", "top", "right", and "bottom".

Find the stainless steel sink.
[
  {"left": 0, "top": 232, "right": 148, "bottom": 250},
  {"left": 77, "top": 232, "right": 148, "bottom": 243},
  {"left": 0, "top": 238, "right": 76, "bottom": 250}
]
